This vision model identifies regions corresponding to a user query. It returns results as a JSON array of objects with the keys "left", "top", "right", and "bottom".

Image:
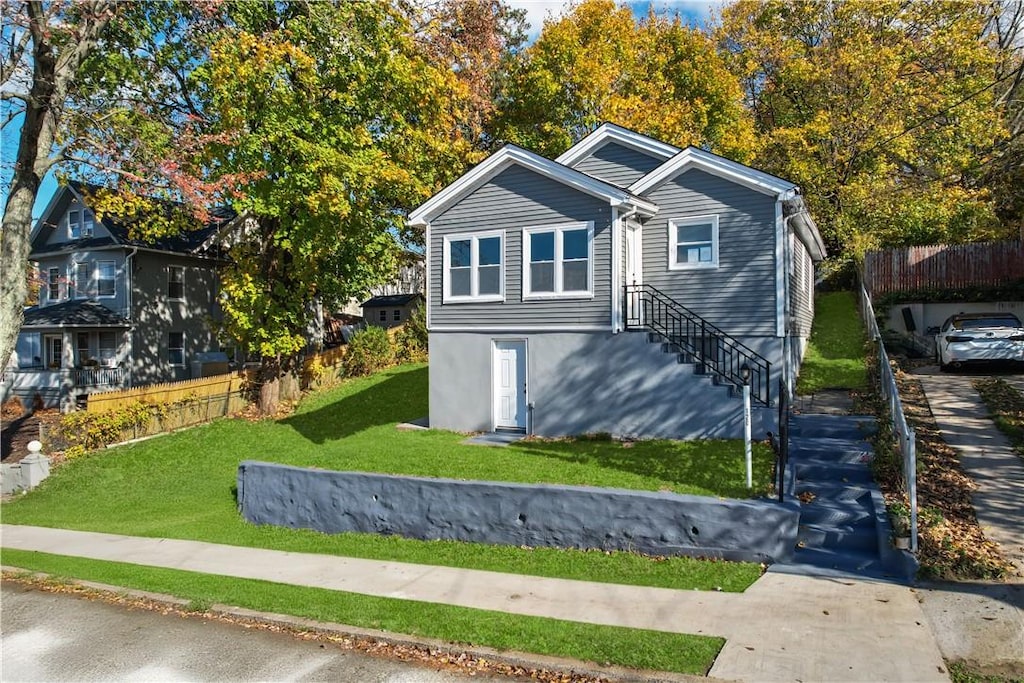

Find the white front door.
[{"left": 493, "top": 340, "right": 527, "bottom": 431}]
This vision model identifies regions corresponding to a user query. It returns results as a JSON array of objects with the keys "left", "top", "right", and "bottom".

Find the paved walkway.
[
  {"left": 1, "top": 524, "right": 948, "bottom": 682},
  {"left": 914, "top": 372, "right": 1024, "bottom": 577}
]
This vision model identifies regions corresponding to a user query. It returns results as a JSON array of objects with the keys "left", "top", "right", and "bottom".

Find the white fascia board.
[
  {"left": 629, "top": 147, "right": 796, "bottom": 197},
  {"left": 429, "top": 324, "right": 612, "bottom": 332},
  {"left": 424, "top": 222, "right": 432, "bottom": 331},
  {"left": 408, "top": 145, "right": 658, "bottom": 227},
  {"left": 555, "top": 123, "right": 681, "bottom": 167}
]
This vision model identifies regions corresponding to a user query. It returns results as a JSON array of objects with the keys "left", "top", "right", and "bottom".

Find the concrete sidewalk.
[
  {"left": 915, "top": 373, "right": 1024, "bottom": 576},
  {"left": 1, "top": 524, "right": 947, "bottom": 682}
]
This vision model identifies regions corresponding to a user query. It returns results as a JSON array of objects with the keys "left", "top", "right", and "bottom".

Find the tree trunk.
[
  {"left": 0, "top": 1, "right": 116, "bottom": 371},
  {"left": 258, "top": 357, "right": 281, "bottom": 415}
]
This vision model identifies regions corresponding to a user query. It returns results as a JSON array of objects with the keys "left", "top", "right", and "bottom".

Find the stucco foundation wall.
[
  {"left": 237, "top": 461, "right": 799, "bottom": 563},
  {"left": 429, "top": 330, "right": 784, "bottom": 440}
]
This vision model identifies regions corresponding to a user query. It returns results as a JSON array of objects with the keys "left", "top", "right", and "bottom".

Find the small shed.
[{"left": 361, "top": 293, "right": 424, "bottom": 329}]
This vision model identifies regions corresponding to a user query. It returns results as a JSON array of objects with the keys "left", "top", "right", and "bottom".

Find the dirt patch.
[{"left": 1, "top": 410, "right": 60, "bottom": 463}]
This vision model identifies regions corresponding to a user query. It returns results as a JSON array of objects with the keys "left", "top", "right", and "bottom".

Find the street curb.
[{"left": 0, "top": 567, "right": 716, "bottom": 683}]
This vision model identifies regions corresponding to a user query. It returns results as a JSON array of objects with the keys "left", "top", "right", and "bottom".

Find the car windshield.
[{"left": 953, "top": 316, "right": 1022, "bottom": 330}]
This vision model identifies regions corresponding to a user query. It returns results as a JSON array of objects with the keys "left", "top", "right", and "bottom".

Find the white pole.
[{"left": 743, "top": 383, "right": 752, "bottom": 488}]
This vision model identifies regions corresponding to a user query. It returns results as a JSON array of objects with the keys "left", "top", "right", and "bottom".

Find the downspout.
[{"left": 125, "top": 247, "right": 138, "bottom": 388}]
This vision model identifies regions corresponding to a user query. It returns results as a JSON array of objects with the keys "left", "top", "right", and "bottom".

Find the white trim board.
[
  {"left": 407, "top": 144, "right": 657, "bottom": 228},
  {"left": 556, "top": 123, "right": 681, "bottom": 168},
  {"left": 629, "top": 147, "right": 798, "bottom": 198}
]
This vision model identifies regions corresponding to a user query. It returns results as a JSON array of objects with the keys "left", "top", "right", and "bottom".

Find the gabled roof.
[
  {"left": 361, "top": 293, "right": 424, "bottom": 308},
  {"left": 406, "top": 144, "right": 658, "bottom": 227},
  {"left": 556, "top": 123, "right": 681, "bottom": 168},
  {"left": 21, "top": 300, "right": 130, "bottom": 328},
  {"left": 30, "top": 182, "right": 235, "bottom": 259},
  {"left": 629, "top": 146, "right": 798, "bottom": 197}
]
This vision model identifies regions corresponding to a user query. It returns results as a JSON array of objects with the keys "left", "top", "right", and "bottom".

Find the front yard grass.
[
  {"left": 2, "top": 363, "right": 766, "bottom": 593},
  {"left": 797, "top": 291, "right": 869, "bottom": 394},
  {"left": 2, "top": 551, "right": 724, "bottom": 676},
  {"left": 973, "top": 378, "right": 1024, "bottom": 459}
]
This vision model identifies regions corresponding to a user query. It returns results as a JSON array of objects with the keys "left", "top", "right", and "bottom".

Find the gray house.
[
  {"left": 408, "top": 123, "right": 825, "bottom": 439},
  {"left": 2, "top": 183, "right": 234, "bottom": 410},
  {"left": 362, "top": 293, "right": 424, "bottom": 329}
]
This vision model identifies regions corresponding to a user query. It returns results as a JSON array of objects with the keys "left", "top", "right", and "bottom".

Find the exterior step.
[
  {"left": 794, "top": 461, "right": 874, "bottom": 485},
  {"left": 795, "top": 482, "right": 874, "bottom": 503},
  {"left": 798, "top": 523, "right": 877, "bottom": 553},
  {"left": 798, "top": 498, "right": 875, "bottom": 527},
  {"left": 789, "top": 437, "right": 874, "bottom": 462},
  {"left": 786, "top": 546, "right": 886, "bottom": 574},
  {"left": 789, "top": 415, "right": 877, "bottom": 439}
]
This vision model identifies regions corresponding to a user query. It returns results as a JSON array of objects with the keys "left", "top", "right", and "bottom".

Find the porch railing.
[
  {"left": 73, "top": 366, "right": 128, "bottom": 388},
  {"left": 858, "top": 280, "right": 918, "bottom": 552},
  {"left": 624, "top": 283, "right": 772, "bottom": 406}
]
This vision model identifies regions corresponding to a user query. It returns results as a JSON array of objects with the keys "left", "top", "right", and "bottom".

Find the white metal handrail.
[{"left": 859, "top": 282, "right": 918, "bottom": 552}]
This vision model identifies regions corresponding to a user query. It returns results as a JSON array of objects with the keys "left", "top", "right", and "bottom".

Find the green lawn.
[
  {"left": 3, "top": 551, "right": 724, "bottom": 676},
  {"left": 973, "top": 378, "right": 1024, "bottom": 459},
  {"left": 797, "top": 291, "right": 870, "bottom": 394},
  {"left": 2, "top": 363, "right": 766, "bottom": 593}
]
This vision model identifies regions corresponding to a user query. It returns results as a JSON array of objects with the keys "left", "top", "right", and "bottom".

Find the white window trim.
[
  {"left": 96, "top": 260, "right": 117, "bottom": 298},
  {"left": 47, "top": 267, "right": 61, "bottom": 302},
  {"left": 168, "top": 331, "right": 185, "bottom": 367},
  {"left": 67, "top": 208, "right": 94, "bottom": 239},
  {"left": 668, "top": 215, "right": 719, "bottom": 270},
  {"left": 168, "top": 265, "right": 185, "bottom": 301},
  {"left": 442, "top": 230, "right": 505, "bottom": 303},
  {"left": 521, "top": 221, "right": 595, "bottom": 300}
]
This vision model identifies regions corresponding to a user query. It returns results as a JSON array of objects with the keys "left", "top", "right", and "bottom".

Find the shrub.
[
  {"left": 395, "top": 305, "right": 427, "bottom": 363},
  {"left": 51, "top": 403, "right": 153, "bottom": 453},
  {"left": 346, "top": 326, "right": 395, "bottom": 376}
]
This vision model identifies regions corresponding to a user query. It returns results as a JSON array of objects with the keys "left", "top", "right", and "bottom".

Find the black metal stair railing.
[{"left": 624, "top": 283, "right": 772, "bottom": 406}]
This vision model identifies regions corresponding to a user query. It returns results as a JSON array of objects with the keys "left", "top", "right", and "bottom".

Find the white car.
[{"left": 934, "top": 312, "right": 1024, "bottom": 371}]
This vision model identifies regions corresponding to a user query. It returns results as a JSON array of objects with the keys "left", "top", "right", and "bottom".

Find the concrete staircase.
[{"left": 772, "top": 414, "right": 915, "bottom": 582}]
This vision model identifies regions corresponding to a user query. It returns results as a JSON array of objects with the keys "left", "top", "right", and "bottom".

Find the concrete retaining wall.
[{"left": 237, "top": 461, "right": 799, "bottom": 563}]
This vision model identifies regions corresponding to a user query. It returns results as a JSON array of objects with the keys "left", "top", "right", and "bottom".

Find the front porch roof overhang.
[{"left": 21, "top": 300, "right": 131, "bottom": 329}]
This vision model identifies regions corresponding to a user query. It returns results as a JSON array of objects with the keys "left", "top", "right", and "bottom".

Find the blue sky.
[{"left": 4, "top": 0, "right": 719, "bottom": 221}]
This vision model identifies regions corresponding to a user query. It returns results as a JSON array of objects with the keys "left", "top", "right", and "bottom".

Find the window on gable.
[
  {"left": 523, "top": 222, "right": 593, "bottom": 298},
  {"left": 48, "top": 268, "right": 61, "bottom": 301},
  {"left": 73, "top": 262, "right": 90, "bottom": 299},
  {"left": 168, "top": 331, "right": 185, "bottom": 366},
  {"left": 97, "top": 261, "right": 116, "bottom": 297},
  {"left": 68, "top": 209, "right": 94, "bottom": 239},
  {"left": 669, "top": 216, "right": 719, "bottom": 270},
  {"left": 168, "top": 266, "right": 184, "bottom": 300},
  {"left": 443, "top": 231, "right": 504, "bottom": 302}
]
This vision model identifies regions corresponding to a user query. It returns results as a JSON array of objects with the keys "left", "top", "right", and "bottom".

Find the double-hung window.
[
  {"left": 168, "top": 331, "right": 185, "bottom": 366},
  {"left": 168, "top": 266, "right": 184, "bottom": 300},
  {"left": 522, "top": 222, "right": 593, "bottom": 298},
  {"left": 47, "top": 268, "right": 61, "bottom": 302},
  {"left": 669, "top": 216, "right": 719, "bottom": 270},
  {"left": 73, "top": 262, "right": 90, "bottom": 299},
  {"left": 97, "top": 261, "right": 116, "bottom": 297},
  {"left": 99, "top": 331, "right": 117, "bottom": 365},
  {"left": 68, "top": 209, "right": 94, "bottom": 239},
  {"left": 443, "top": 231, "right": 504, "bottom": 302}
]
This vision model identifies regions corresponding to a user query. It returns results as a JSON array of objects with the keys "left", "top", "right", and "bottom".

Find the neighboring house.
[
  {"left": 2, "top": 183, "right": 234, "bottom": 411},
  {"left": 408, "top": 123, "right": 826, "bottom": 440},
  {"left": 362, "top": 293, "right": 424, "bottom": 329}
]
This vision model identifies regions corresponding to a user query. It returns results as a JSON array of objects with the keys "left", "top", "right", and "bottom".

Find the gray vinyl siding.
[
  {"left": 429, "top": 165, "right": 613, "bottom": 328},
  {"left": 790, "top": 238, "right": 814, "bottom": 339},
  {"left": 642, "top": 169, "right": 778, "bottom": 336},
  {"left": 35, "top": 251, "right": 129, "bottom": 314},
  {"left": 131, "top": 252, "right": 221, "bottom": 384},
  {"left": 42, "top": 203, "right": 111, "bottom": 248},
  {"left": 570, "top": 142, "right": 666, "bottom": 188}
]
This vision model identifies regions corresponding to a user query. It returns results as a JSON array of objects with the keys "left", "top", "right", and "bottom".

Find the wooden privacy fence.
[
  {"left": 864, "top": 241, "right": 1024, "bottom": 296},
  {"left": 87, "top": 371, "right": 252, "bottom": 414}
]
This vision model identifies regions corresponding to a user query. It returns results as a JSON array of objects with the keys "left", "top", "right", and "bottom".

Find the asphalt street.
[{"left": 0, "top": 582, "right": 494, "bottom": 682}]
